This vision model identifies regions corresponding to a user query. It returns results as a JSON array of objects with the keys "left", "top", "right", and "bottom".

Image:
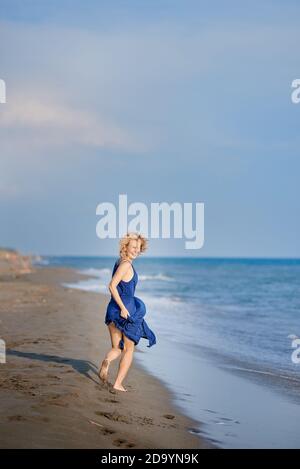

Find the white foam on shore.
[
  {"left": 62, "top": 266, "right": 175, "bottom": 296},
  {"left": 62, "top": 267, "right": 111, "bottom": 293},
  {"left": 138, "top": 273, "right": 174, "bottom": 281},
  {"left": 79, "top": 267, "right": 111, "bottom": 277},
  {"left": 62, "top": 281, "right": 108, "bottom": 293},
  {"left": 32, "top": 258, "right": 50, "bottom": 266}
]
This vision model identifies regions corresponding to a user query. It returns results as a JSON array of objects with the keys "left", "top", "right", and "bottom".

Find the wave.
[
  {"left": 78, "top": 267, "right": 111, "bottom": 278},
  {"left": 77, "top": 267, "right": 174, "bottom": 283},
  {"left": 142, "top": 293, "right": 183, "bottom": 308},
  {"left": 139, "top": 273, "right": 174, "bottom": 282},
  {"left": 32, "top": 257, "right": 49, "bottom": 266},
  {"left": 62, "top": 281, "right": 108, "bottom": 293}
]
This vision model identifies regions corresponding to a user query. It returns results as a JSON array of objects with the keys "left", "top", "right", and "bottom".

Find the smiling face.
[{"left": 126, "top": 238, "right": 141, "bottom": 260}]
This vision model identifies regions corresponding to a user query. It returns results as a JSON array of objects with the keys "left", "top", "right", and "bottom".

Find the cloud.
[
  {"left": 0, "top": 93, "right": 145, "bottom": 152},
  {"left": 1, "top": 14, "right": 299, "bottom": 194}
]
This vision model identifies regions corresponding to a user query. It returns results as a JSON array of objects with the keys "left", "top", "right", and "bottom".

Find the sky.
[{"left": 0, "top": 0, "right": 299, "bottom": 257}]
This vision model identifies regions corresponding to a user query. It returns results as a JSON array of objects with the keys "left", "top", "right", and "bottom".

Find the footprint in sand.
[
  {"left": 46, "top": 394, "right": 69, "bottom": 407},
  {"left": 163, "top": 414, "right": 175, "bottom": 420},
  {"left": 102, "top": 398, "right": 120, "bottom": 404},
  {"left": 89, "top": 419, "right": 116, "bottom": 436},
  {"left": 113, "top": 438, "right": 136, "bottom": 448},
  {"left": 7, "top": 415, "right": 27, "bottom": 422},
  {"left": 50, "top": 401, "right": 69, "bottom": 407},
  {"left": 95, "top": 411, "right": 131, "bottom": 424},
  {"left": 138, "top": 416, "right": 154, "bottom": 426},
  {"left": 46, "top": 374, "right": 61, "bottom": 380},
  {"left": 98, "top": 381, "right": 113, "bottom": 391},
  {"left": 101, "top": 427, "right": 116, "bottom": 436}
]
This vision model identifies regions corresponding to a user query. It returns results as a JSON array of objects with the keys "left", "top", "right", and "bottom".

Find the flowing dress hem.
[{"left": 105, "top": 319, "right": 138, "bottom": 348}]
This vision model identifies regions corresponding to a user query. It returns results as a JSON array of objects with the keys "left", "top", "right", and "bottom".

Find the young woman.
[{"left": 99, "top": 232, "right": 156, "bottom": 392}]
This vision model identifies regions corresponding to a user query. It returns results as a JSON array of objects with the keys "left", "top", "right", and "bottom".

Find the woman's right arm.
[{"left": 108, "top": 261, "right": 131, "bottom": 319}]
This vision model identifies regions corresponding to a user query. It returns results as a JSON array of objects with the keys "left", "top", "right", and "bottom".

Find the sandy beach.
[{"left": 0, "top": 250, "right": 212, "bottom": 449}]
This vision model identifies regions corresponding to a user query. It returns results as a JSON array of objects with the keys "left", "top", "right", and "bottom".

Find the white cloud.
[
  {"left": 1, "top": 15, "right": 299, "bottom": 197},
  {"left": 0, "top": 93, "right": 145, "bottom": 152}
]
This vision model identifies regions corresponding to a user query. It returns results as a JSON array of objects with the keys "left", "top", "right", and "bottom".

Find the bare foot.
[
  {"left": 99, "top": 359, "right": 110, "bottom": 382},
  {"left": 113, "top": 384, "right": 127, "bottom": 392}
]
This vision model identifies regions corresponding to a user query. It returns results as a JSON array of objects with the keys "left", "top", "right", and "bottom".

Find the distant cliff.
[{"left": 0, "top": 248, "right": 34, "bottom": 279}]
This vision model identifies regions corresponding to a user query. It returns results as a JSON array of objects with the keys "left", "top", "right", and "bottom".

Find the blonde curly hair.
[{"left": 119, "top": 232, "right": 148, "bottom": 259}]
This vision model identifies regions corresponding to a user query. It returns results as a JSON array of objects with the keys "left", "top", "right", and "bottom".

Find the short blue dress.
[{"left": 104, "top": 258, "right": 157, "bottom": 351}]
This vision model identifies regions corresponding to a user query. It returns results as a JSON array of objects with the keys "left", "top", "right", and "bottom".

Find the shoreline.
[{"left": 0, "top": 256, "right": 213, "bottom": 449}]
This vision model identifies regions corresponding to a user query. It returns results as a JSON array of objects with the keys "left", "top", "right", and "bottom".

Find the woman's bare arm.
[{"left": 108, "top": 261, "right": 131, "bottom": 319}]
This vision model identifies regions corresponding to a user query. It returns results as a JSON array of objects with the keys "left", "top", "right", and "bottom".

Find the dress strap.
[{"left": 118, "top": 258, "right": 132, "bottom": 266}]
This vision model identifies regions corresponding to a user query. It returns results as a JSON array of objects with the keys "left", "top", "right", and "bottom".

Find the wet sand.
[{"left": 0, "top": 253, "right": 212, "bottom": 449}]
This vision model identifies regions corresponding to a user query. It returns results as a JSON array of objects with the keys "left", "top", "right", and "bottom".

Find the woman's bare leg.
[
  {"left": 99, "top": 322, "right": 123, "bottom": 381},
  {"left": 113, "top": 334, "right": 135, "bottom": 391}
]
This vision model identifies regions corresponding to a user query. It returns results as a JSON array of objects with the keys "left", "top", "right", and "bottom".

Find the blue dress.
[{"left": 104, "top": 258, "right": 157, "bottom": 351}]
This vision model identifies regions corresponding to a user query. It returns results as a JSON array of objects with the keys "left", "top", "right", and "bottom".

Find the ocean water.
[{"left": 35, "top": 256, "right": 300, "bottom": 448}]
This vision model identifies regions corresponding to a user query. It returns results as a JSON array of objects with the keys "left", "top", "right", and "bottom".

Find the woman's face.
[{"left": 126, "top": 239, "right": 141, "bottom": 259}]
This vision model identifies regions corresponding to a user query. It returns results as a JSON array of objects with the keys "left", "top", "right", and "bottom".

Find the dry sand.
[{"left": 0, "top": 252, "right": 212, "bottom": 449}]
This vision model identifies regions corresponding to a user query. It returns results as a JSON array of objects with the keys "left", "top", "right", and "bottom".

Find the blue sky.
[{"left": 0, "top": 0, "right": 299, "bottom": 257}]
